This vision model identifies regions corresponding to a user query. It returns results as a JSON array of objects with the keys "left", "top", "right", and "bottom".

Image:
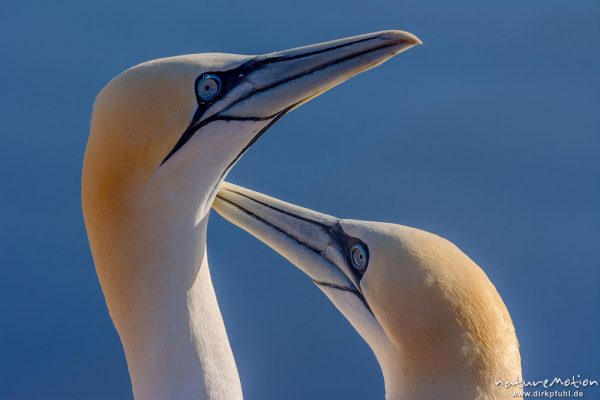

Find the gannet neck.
[
  {"left": 127, "top": 242, "right": 241, "bottom": 400},
  {"left": 375, "top": 323, "right": 521, "bottom": 400},
  {"left": 364, "top": 313, "right": 519, "bottom": 400},
  {"left": 83, "top": 183, "right": 242, "bottom": 400}
]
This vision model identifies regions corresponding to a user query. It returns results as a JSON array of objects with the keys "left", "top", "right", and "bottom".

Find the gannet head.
[
  {"left": 82, "top": 31, "right": 421, "bottom": 224},
  {"left": 81, "top": 30, "right": 421, "bottom": 349},
  {"left": 214, "top": 183, "right": 522, "bottom": 399}
]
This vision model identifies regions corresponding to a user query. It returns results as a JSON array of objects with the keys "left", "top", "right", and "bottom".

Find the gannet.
[
  {"left": 81, "top": 31, "right": 421, "bottom": 400},
  {"left": 214, "top": 183, "right": 522, "bottom": 400}
]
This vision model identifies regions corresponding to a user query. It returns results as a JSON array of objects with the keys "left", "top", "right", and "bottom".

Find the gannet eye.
[
  {"left": 350, "top": 243, "right": 368, "bottom": 272},
  {"left": 197, "top": 74, "right": 222, "bottom": 102}
]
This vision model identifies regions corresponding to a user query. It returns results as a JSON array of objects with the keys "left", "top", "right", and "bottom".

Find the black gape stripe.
[
  {"left": 161, "top": 107, "right": 280, "bottom": 165},
  {"left": 205, "top": 102, "right": 299, "bottom": 206},
  {"left": 216, "top": 194, "right": 327, "bottom": 255},
  {"left": 161, "top": 32, "right": 409, "bottom": 165},
  {"left": 215, "top": 192, "right": 373, "bottom": 313},
  {"left": 312, "top": 280, "right": 372, "bottom": 313},
  {"left": 161, "top": 107, "right": 206, "bottom": 163},
  {"left": 225, "top": 187, "right": 332, "bottom": 230},
  {"left": 222, "top": 186, "right": 370, "bottom": 281},
  {"left": 217, "top": 102, "right": 298, "bottom": 184}
]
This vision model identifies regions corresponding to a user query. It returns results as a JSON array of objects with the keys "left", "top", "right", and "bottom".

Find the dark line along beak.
[
  {"left": 216, "top": 30, "right": 422, "bottom": 120},
  {"left": 162, "top": 30, "right": 421, "bottom": 164},
  {"left": 213, "top": 182, "right": 370, "bottom": 310}
]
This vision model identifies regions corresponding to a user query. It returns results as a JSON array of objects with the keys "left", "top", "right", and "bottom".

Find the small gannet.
[{"left": 214, "top": 182, "right": 522, "bottom": 400}]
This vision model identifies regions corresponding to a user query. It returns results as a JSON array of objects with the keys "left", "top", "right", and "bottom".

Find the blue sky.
[{"left": 1, "top": 0, "right": 599, "bottom": 398}]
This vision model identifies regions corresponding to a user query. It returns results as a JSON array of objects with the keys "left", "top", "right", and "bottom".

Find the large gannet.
[
  {"left": 214, "top": 183, "right": 522, "bottom": 400},
  {"left": 81, "top": 31, "right": 421, "bottom": 400}
]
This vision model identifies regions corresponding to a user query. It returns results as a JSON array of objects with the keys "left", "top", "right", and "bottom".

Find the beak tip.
[{"left": 381, "top": 29, "right": 423, "bottom": 46}]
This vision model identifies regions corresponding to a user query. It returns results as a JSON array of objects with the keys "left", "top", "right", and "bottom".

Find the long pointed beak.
[
  {"left": 210, "top": 30, "right": 422, "bottom": 120},
  {"left": 213, "top": 182, "right": 368, "bottom": 305},
  {"left": 163, "top": 30, "right": 420, "bottom": 165}
]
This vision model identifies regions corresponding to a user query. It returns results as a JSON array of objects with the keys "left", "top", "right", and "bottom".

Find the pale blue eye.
[
  {"left": 197, "top": 74, "right": 221, "bottom": 102},
  {"left": 350, "top": 243, "right": 368, "bottom": 271}
]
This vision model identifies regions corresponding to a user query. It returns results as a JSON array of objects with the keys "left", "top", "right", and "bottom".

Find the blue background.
[{"left": 1, "top": 0, "right": 599, "bottom": 399}]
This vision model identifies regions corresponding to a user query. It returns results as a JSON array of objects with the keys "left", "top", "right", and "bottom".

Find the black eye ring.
[
  {"left": 196, "top": 74, "right": 222, "bottom": 102},
  {"left": 350, "top": 243, "right": 369, "bottom": 272}
]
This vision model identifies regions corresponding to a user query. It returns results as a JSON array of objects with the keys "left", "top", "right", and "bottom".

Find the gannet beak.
[
  {"left": 216, "top": 30, "right": 422, "bottom": 120},
  {"left": 213, "top": 182, "right": 368, "bottom": 306},
  {"left": 162, "top": 30, "right": 421, "bottom": 165}
]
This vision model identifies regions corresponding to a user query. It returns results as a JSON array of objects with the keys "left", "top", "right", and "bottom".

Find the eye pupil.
[
  {"left": 350, "top": 243, "right": 368, "bottom": 272},
  {"left": 197, "top": 74, "right": 222, "bottom": 102}
]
